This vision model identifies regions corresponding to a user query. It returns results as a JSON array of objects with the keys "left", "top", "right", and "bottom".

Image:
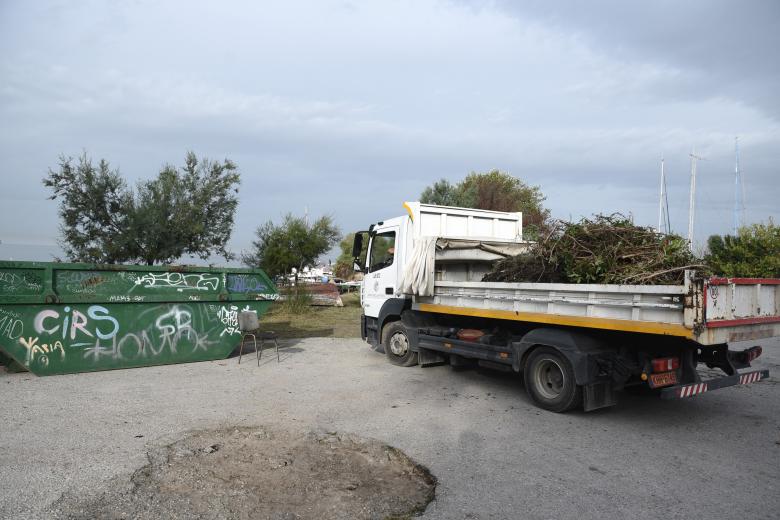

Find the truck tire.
[
  {"left": 383, "top": 321, "right": 418, "bottom": 367},
  {"left": 524, "top": 347, "right": 582, "bottom": 412}
]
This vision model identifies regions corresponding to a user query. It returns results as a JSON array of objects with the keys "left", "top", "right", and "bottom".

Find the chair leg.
[
  {"left": 274, "top": 338, "right": 280, "bottom": 363},
  {"left": 238, "top": 333, "right": 245, "bottom": 364},
  {"left": 253, "top": 334, "right": 260, "bottom": 366}
]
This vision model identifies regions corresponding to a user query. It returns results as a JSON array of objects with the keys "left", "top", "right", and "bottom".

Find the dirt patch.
[{"left": 52, "top": 426, "right": 436, "bottom": 520}]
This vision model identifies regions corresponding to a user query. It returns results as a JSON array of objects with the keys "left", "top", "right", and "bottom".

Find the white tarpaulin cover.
[
  {"left": 398, "top": 237, "right": 437, "bottom": 296},
  {"left": 398, "top": 238, "right": 529, "bottom": 296}
]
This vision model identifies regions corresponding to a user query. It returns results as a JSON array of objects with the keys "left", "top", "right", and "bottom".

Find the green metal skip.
[{"left": 0, "top": 261, "right": 278, "bottom": 375}]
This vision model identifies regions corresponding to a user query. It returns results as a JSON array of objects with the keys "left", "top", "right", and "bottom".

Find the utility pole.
[{"left": 688, "top": 149, "right": 705, "bottom": 248}]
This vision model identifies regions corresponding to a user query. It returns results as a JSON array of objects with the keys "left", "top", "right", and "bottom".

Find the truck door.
[{"left": 362, "top": 227, "right": 399, "bottom": 319}]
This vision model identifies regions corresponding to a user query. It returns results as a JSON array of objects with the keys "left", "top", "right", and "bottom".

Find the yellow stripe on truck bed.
[{"left": 415, "top": 303, "right": 694, "bottom": 338}]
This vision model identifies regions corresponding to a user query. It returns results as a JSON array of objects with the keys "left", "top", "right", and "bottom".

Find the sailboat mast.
[
  {"left": 688, "top": 149, "right": 704, "bottom": 247},
  {"left": 733, "top": 137, "right": 741, "bottom": 235},
  {"left": 658, "top": 157, "right": 665, "bottom": 233}
]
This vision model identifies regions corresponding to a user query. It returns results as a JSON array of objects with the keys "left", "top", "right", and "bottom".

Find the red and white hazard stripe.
[
  {"left": 678, "top": 383, "right": 708, "bottom": 398},
  {"left": 739, "top": 372, "right": 762, "bottom": 385}
]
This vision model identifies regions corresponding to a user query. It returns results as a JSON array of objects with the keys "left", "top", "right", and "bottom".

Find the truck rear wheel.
[
  {"left": 383, "top": 321, "right": 418, "bottom": 367},
  {"left": 524, "top": 347, "right": 581, "bottom": 412}
]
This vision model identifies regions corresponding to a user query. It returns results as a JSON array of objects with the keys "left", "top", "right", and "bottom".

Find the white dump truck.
[{"left": 352, "top": 202, "right": 777, "bottom": 412}]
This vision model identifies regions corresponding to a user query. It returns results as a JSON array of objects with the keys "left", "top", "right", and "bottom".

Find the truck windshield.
[{"left": 368, "top": 231, "right": 396, "bottom": 272}]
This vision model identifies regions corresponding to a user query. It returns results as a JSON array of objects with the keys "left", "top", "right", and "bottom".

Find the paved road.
[{"left": 1, "top": 337, "right": 778, "bottom": 519}]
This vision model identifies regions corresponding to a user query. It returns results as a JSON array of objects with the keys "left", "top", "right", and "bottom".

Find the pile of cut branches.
[{"left": 483, "top": 214, "right": 706, "bottom": 285}]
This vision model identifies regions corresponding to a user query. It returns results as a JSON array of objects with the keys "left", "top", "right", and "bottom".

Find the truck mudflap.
[{"left": 659, "top": 369, "right": 769, "bottom": 399}]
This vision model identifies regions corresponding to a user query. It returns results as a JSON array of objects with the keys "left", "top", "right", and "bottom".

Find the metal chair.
[
  {"left": 237, "top": 310, "right": 280, "bottom": 365},
  {"left": 259, "top": 331, "right": 281, "bottom": 363}
]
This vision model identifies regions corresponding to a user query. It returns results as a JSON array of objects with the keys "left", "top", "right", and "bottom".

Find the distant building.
[{"left": 288, "top": 263, "right": 333, "bottom": 284}]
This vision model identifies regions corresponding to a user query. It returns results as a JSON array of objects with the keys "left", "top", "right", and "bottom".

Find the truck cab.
[
  {"left": 358, "top": 215, "right": 409, "bottom": 326},
  {"left": 354, "top": 202, "right": 525, "bottom": 353}
]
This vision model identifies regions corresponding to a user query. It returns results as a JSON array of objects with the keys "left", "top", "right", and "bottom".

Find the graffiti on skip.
[
  {"left": 227, "top": 275, "right": 268, "bottom": 294},
  {"left": 0, "top": 308, "right": 24, "bottom": 340},
  {"left": 57, "top": 271, "right": 106, "bottom": 294},
  {"left": 108, "top": 295, "right": 145, "bottom": 303},
  {"left": 132, "top": 272, "right": 220, "bottom": 292},
  {"left": 217, "top": 305, "right": 242, "bottom": 336},
  {"left": 34, "top": 305, "right": 119, "bottom": 341},
  {"left": 13, "top": 302, "right": 263, "bottom": 368},
  {"left": 80, "top": 329, "right": 218, "bottom": 363},
  {"left": 21, "top": 304, "right": 235, "bottom": 364},
  {"left": 0, "top": 271, "right": 43, "bottom": 293},
  {"left": 155, "top": 306, "right": 193, "bottom": 341},
  {"left": 19, "top": 336, "right": 65, "bottom": 367},
  {"left": 81, "top": 305, "right": 218, "bottom": 363}
]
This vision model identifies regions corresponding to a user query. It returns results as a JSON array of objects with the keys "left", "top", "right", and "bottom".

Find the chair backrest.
[{"left": 238, "top": 310, "right": 260, "bottom": 331}]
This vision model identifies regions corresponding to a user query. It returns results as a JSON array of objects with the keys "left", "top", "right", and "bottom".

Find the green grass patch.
[
  {"left": 280, "top": 288, "right": 314, "bottom": 314},
  {"left": 259, "top": 292, "right": 362, "bottom": 339}
]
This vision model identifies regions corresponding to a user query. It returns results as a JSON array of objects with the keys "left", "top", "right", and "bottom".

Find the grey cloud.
[
  {"left": 484, "top": 0, "right": 780, "bottom": 120},
  {"left": 1, "top": 0, "right": 778, "bottom": 262}
]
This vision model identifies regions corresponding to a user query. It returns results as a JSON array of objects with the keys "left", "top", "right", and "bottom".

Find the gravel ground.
[{"left": 1, "top": 337, "right": 778, "bottom": 520}]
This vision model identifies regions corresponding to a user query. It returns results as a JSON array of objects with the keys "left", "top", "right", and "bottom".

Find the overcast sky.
[{"left": 1, "top": 0, "right": 778, "bottom": 263}]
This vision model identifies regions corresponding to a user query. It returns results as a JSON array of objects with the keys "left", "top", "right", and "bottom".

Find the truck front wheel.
[
  {"left": 524, "top": 347, "right": 582, "bottom": 412},
  {"left": 383, "top": 321, "right": 418, "bottom": 367}
]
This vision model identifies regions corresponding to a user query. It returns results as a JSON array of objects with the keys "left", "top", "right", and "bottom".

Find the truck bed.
[{"left": 413, "top": 275, "right": 780, "bottom": 345}]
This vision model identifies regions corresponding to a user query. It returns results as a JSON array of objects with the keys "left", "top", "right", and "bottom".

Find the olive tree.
[
  {"left": 43, "top": 151, "right": 240, "bottom": 264},
  {"left": 243, "top": 214, "right": 341, "bottom": 282},
  {"left": 420, "top": 170, "right": 550, "bottom": 238}
]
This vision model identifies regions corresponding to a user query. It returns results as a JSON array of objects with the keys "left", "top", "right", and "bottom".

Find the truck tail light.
[
  {"left": 742, "top": 346, "right": 762, "bottom": 364},
  {"left": 651, "top": 357, "right": 679, "bottom": 373}
]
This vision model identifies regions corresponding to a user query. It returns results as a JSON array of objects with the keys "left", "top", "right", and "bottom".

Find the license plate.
[{"left": 649, "top": 371, "right": 678, "bottom": 388}]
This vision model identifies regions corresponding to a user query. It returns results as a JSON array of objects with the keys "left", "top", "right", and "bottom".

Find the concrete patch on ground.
[{"left": 51, "top": 426, "right": 436, "bottom": 520}]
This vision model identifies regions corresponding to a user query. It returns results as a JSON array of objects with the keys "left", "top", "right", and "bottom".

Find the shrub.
[
  {"left": 706, "top": 221, "right": 780, "bottom": 278},
  {"left": 281, "top": 287, "right": 313, "bottom": 314}
]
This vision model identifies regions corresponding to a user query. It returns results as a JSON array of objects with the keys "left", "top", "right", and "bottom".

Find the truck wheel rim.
[
  {"left": 389, "top": 332, "right": 409, "bottom": 356},
  {"left": 533, "top": 359, "right": 565, "bottom": 400}
]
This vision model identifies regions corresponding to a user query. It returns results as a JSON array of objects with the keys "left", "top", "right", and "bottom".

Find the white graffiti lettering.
[
  {"left": 154, "top": 306, "right": 194, "bottom": 351},
  {"left": 217, "top": 305, "right": 240, "bottom": 336},
  {"left": 132, "top": 272, "right": 220, "bottom": 292},
  {"left": 108, "top": 295, "right": 145, "bottom": 302},
  {"left": 0, "top": 271, "right": 43, "bottom": 293},
  {"left": 0, "top": 313, "right": 24, "bottom": 340},
  {"left": 33, "top": 305, "right": 120, "bottom": 340},
  {"left": 82, "top": 328, "right": 218, "bottom": 362}
]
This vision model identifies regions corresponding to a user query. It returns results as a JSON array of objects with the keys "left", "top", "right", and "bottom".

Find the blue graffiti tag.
[{"left": 227, "top": 275, "right": 268, "bottom": 294}]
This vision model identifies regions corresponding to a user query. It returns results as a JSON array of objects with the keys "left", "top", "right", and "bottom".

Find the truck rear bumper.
[{"left": 659, "top": 369, "right": 770, "bottom": 399}]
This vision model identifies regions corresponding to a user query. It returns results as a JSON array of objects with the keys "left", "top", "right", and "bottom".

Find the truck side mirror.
[
  {"left": 351, "top": 233, "right": 363, "bottom": 258},
  {"left": 352, "top": 232, "right": 368, "bottom": 272}
]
